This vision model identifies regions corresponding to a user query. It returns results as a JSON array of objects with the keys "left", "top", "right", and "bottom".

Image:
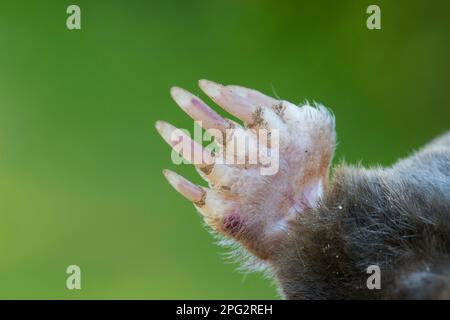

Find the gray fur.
[{"left": 272, "top": 132, "right": 450, "bottom": 299}]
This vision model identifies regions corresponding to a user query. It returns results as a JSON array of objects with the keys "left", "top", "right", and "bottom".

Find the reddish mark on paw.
[
  {"left": 223, "top": 212, "right": 243, "bottom": 236},
  {"left": 191, "top": 98, "right": 204, "bottom": 109}
]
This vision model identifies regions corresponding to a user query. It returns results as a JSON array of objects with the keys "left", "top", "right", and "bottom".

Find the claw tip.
[
  {"left": 162, "top": 169, "right": 172, "bottom": 178},
  {"left": 198, "top": 79, "right": 222, "bottom": 98},
  {"left": 170, "top": 86, "right": 192, "bottom": 107},
  {"left": 155, "top": 120, "right": 163, "bottom": 131},
  {"left": 155, "top": 120, "right": 172, "bottom": 136},
  {"left": 162, "top": 169, "right": 177, "bottom": 187},
  {"left": 170, "top": 86, "right": 182, "bottom": 97}
]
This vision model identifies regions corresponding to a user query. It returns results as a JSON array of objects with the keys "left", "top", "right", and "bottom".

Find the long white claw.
[
  {"left": 198, "top": 79, "right": 256, "bottom": 125},
  {"left": 163, "top": 170, "right": 234, "bottom": 230},
  {"left": 155, "top": 120, "right": 214, "bottom": 165},
  {"left": 170, "top": 87, "right": 229, "bottom": 131},
  {"left": 163, "top": 170, "right": 205, "bottom": 204},
  {"left": 227, "top": 85, "right": 279, "bottom": 108}
]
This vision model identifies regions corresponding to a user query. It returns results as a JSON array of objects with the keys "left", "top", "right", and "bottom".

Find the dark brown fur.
[{"left": 272, "top": 132, "right": 450, "bottom": 299}]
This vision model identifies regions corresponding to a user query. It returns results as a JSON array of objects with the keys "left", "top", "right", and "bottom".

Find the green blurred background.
[{"left": 0, "top": 0, "right": 449, "bottom": 299}]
